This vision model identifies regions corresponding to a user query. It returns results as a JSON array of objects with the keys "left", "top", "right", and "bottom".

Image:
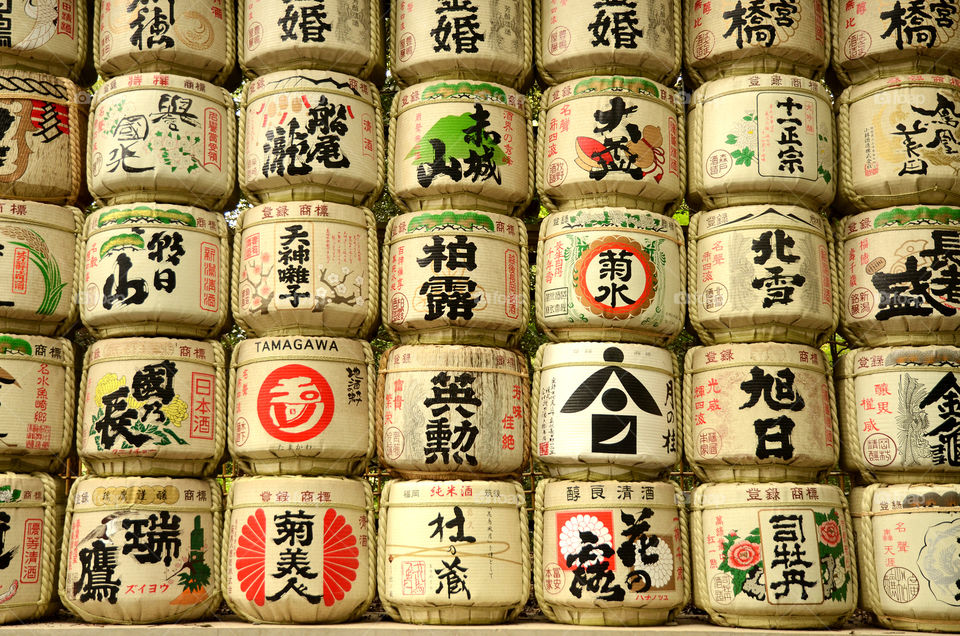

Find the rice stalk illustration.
[{"left": 0, "top": 226, "right": 65, "bottom": 315}]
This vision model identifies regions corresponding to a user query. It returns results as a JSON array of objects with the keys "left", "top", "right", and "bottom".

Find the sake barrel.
[
  {"left": 0, "top": 200, "right": 81, "bottom": 336},
  {"left": 223, "top": 476, "right": 375, "bottom": 623},
  {"left": 230, "top": 336, "right": 374, "bottom": 476},
  {"left": 685, "top": 343, "right": 837, "bottom": 482},
  {"left": 239, "top": 0, "right": 384, "bottom": 80},
  {"left": 534, "top": 479, "right": 688, "bottom": 626},
  {"left": 95, "top": 0, "right": 235, "bottom": 83},
  {"left": 89, "top": 72, "right": 236, "bottom": 211},
  {"left": 851, "top": 484, "right": 960, "bottom": 632},
  {"left": 378, "top": 345, "right": 528, "bottom": 480},
  {"left": 241, "top": 70, "right": 382, "bottom": 207},
  {"left": 0, "top": 335, "right": 74, "bottom": 473},
  {"left": 685, "top": 0, "right": 829, "bottom": 85},
  {"left": 538, "top": 76, "right": 683, "bottom": 213},
  {"left": 536, "top": 208, "right": 685, "bottom": 345},
  {"left": 60, "top": 476, "right": 221, "bottom": 624},
  {"left": 390, "top": 0, "right": 531, "bottom": 90},
  {"left": 382, "top": 210, "right": 528, "bottom": 348},
  {"left": 533, "top": 342, "right": 679, "bottom": 481},
  {"left": 0, "top": 0, "right": 88, "bottom": 81},
  {"left": 78, "top": 337, "right": 225, "bottom": 477},
  {"left": 691, "top": 482, "right": 857, "bottom": 628},
  {"left": 687, "top": 73, "right": 836, "bottom": 212},
  {"left": 689, "top": 205, "right": 838, "bottom": 346},
  {"left": 81, "top": 203, "right": 229, "bottom": 339},
  {"left": 838, "top": 75, "right": 960, "bottom": 212},
  {"left": 837, "top": 206, "right": 960, "bottom": 347},
  {"left": 378, "top": 479, "right": 529, "bottom": 624},
  {"left": 536, "top": 0, "right": 680, "bottom": 86},
  {"left": 390, "top": 79, "right": 532, "bottom": 216},
  {"left": 0, "top": 71, "right": 84, "bottom": 206}
]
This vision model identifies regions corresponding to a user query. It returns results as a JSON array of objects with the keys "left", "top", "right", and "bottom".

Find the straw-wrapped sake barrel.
[
  {"left": 390, "top": 79, "right": 532, "bottom": 215},
  {"left": 687, "top": 73, "right": 836, "bottom": 212},
  {"left": 534, "top": 479, "right": 688, "bottom": 626},
  {"left": 533, "top": 342, "right": 679, "bottom": 481},
  {"left": 838, "top": 346, "right": 960, "bottom": 484},
  {"left": 239, "top": 0, "right": 383, "bottom": 80},
  {"left": 95, "top": 0, "right": 235, "bottom": 83},
  {"left": 382, "top": 210, "right": 528, "bottom": 348},
  {"left": 538, "top": 76, "right": 683, "bottom": 213},
  {"left": 851, "top": 484, "right": 960, "bottom": 632},
  {"left": 0, "top": 1, "right": 88, "bottom": 81},
  {"left": 0, "top": 200, "right": 80, "bottom": 336},
  {"left": 536, "top": 208, "right": 685, "bottom": 344},
  {"left": 241, "top": 70, "right": 382, "bottom": 206},
  {"left": 60, "top": 476, "right": 221, "bottom": 624},
  {"left": 685, "top": 343, "right": 837, "bottom": 482},
  {"left": 837, "top": 206, "right": 960, "bottom": 347},
  {"left": 89, "top": 72, "right": 236, "bottom": 211},
  {"left": 78, "top": 337, "right": 225, "bottom": 477},
  {"left": 689, "top": 205, "right": 838, "bottom": 346},
  {"left": 81, "top": 203, "right": 229, "bottom": 339},
  {"left": 390, "top": 0, "right": 531, "bottom": 89},
  {"left": 230, "top": 336, "right": 374, "bottom": 476},
  {"left": 378, "top": 479, "right": 529, "bottom": 624},
  {"left": 691, "top": 482, "right": 857, "bottom": 628},
  {"left": 0, "top": 335, "right": 74, "bottom": 473},
  {"left": 223, "top": 476, "right": 375, "bottom": 623},
  {"left": 377, "top": 345, "right": 528, "bottom": 480}
]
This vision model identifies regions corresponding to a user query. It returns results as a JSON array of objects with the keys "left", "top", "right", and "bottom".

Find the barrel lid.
[
  {"left": 539, "top": 208, "right": 682, "bottom": 242},
  {"left": 0, "top": 333, "right": 70, "bottom": 365},
  {"left": 70, "top": 476, "right": 216, "bottom": 511},
  {"left": 839, "top": 74, "right": 960, "bottom": 106},
  {"left": 233, "top": 335, "right": 368, "bottom": 367},
  {"left": 0, "top": 472, "right": 50, "bottom": 506},
  {"left": 694, "top": 205, "right": 827, "bottom": 237},
  {"left": 540, "top": 479, "right": 679, "bottom": 508},
  {"left": 688, "top": 343, "right": 827, "bottom": 373},
  {"left": 229, "top": 475, "right": 368, "bottom": 506},
  {"left": 543, "top": 75, "right": 680, "bottom": 111},
  {"left": 395, "top": 79, "right": 525, "bottom": 111},
  {"left": 538, "top": 341, "right": 673, "bottom": 372},
  {"left": 691, "top": 73, "right": 831, "bottom": 105},
  {"left": 238, "top": 201, "right": 370, "bottom": 230},
  {"left": 87, "top": 337, "right": 219, "bottom": 364},
  {"left": 93, "top": 72, "right": 232, "bottom": 109},
  {"left": 839, "top": 205, "right": 960, "bottom": 238},
  {"left": 0, "top": 200, "right": 81, "bottom": 232},
  {"left": 694, "top": 482, "right": 844, "bottom": 509},
  {"left": 853, "top": 483, "right": 960, "bottom": 515},
  {"left": 382, "top": 479, "right": 523, "bottom": 506},
  {"left": 386, "top": 210, "right": 524, "bottom": 243},
  {"left": 245, "top": 69, "right": 377, "bottom": 106},
  {"left": 85, "top": 203, "right": 226, "bottom": 238},
  {"left": 838, "top": 346, "right": 960, "bottom": 379}
]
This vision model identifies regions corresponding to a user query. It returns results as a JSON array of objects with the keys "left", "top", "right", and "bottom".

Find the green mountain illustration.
[{"left": 406, "top": 113, "right": 508, "bottom": 166}]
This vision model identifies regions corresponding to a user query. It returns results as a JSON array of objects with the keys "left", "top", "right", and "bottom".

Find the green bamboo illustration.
[{"left": 0, "top": 226, "right": 66, "bottom": 316}]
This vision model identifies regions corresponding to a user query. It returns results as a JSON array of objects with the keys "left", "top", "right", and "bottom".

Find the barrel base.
[
  {"left": 88, "top": 322, "right": 222, "bottom": 340},
  {"left": 394, "top": 192, "right": 527, "bottom": 217},
  {"left": 541, "top": 463, "right": 669, "bottom": 482},
  {"left": 705, "top": 610, "right": 849, "bottom": 629},
  {"left": 0, "top": 317, "right": 68, "bottom": 337},
  {"left": 82, "top": 458, "right": 218, "bottom": 477},
  {"left": 842, "top": 330, "right": 960, "bottom": 349},
  {"left": 237, "top": 456, "right": 367, "bottom": 477},
  {"left": 390, "top": 606, "right": 518, "bottom": 625},
  {"left": 544, "top": 192, "right": 674, "bottom": 216},
  {"left": 543, "top": 606, "right": 675, "bottom": 626},
  {"left": 545, "top": 327, "right": 676, "bottom": 347},
  {"left": 688, "top": 59, "right": 826, "bottom": 86},
  {"left": 696, "top": 465, "right": 828, "bottom": 483},
  {"left": 876, "top": 614, "right": 960, "bottom": 633},
  {"left": 245, "top": 183, "right": 374, "bottom": 208},
  {"left": 0, "top": 454, "right": 63, "bottom": 473},
  {"left": 694, "top": 324, "right": 832, "bottom": 348},
  {"left": 394, "top": 328, "right": 520, "bottom": 349},
  {"left": 851, "top": 470, "right": 960, "bottom": 485}
]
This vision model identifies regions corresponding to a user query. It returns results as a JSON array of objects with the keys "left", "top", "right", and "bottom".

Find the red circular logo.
[{"left": 257, "top": 364, "right": 334, "bottom": 442}]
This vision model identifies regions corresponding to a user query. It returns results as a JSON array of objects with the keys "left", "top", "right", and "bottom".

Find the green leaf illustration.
[
  {"left": 818, "top": 165, "right": 832, "bottom": 183},
  {"left": 731, "top": 147, "right": 755, "bottom": 166},
  {"left": 725, "top": 134, "right": 738, "bottom": 144},
  {"left": 743, "top": 113, "right": 756, "bottom": 121}
]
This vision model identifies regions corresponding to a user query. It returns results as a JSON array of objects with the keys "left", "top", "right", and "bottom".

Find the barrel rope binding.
[
  {"left": 683, "top": 347, "right": 708, "bottom": 482},
  {"left": 216, "top": 0, "right": 237, "bottom": 86}
]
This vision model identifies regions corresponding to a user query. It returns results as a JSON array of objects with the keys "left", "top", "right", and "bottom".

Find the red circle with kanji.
[
  {"left": 257, "top": 364, "right": 335, "bottom": 442},
  {"left": 574, "top": 238, "right": 655, "bottom": 318}
]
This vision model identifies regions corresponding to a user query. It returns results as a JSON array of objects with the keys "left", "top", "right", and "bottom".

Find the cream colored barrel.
[
  {"left": 377, "top": 345, "right": 529, "bottom": 480},
  {"left": 838, "top": 76, "right": 960, "bottom": 212},
  {"left": 538, "top": 76, "right": 683, "bottom": 214},
  {"left": 223, "top": 476, "right": 375, "bottom": 624},
  {"left": 95, "top": 0, "right": 235, "bottom": 83},
  {"left": 59, "top": 475, "right": 221, "bottom": 624},
  {"left": 240, "top": 70, "right": 383, "bottom": 206},
  {"left": 836, "top": 206, "right": 960, "bottom": 347},
  {"left": 838, "top": 346, "right": 960, "bottom": 484},
  {"left": 81, "top": 203, "right": 229, "bottom": 339},
  {"left": 0, "top": 71, "right": 84, "bottom": 206},
  {"left": 0, "top": 335, "right": 74, "bottom": 473},
  {"left": 0, "top": 1, "right": 88, "bottom": 81},
  {"left": 536, "top": 208, "right": 685, "bottom": 345},
  {"left": 689, "top": 205, "right": 838, "bottom": 346},
  {"left": 687, "top": 73, "right": 836, "bottom": 212},
  {"left": 533, "top": 342, "right": 679, "bottom": 481},
  {"left": 378, "top": 479, "right": 529, "bottom": 624},
  {"left": 852, "top": 484, "right": 960, "bottom": 632},
  {"left": 390, "top": 80, "right": 532, "bottom": 216},
  {"left": 239, "top": 0, "right": 383, "bottom": 80},
  {"left": 685, "top": 343, "right": 837, "bottom": 482},
  {"left": 534, "top": 479, "right": 688, "bottom": 626},
  {"left": 382, "top": 210, "right": 528, "bottom": 348},
  {"left": 78, "top": 337, "right": 225, "bottom": 477},
  {"left": 0, "top": 200, "right": 81, "bottom": 336},
  {"left": 230, "top": 336, "right": 374, "bottom": 476},
  {"left": 691, "top": 482, "right": 857, "bottom": 629},
  {"left": 89, "top": 72, "right": 236, "bottom": 211},
  {"left": 390, "top": 0, "right": 531, "bottom": 89}
]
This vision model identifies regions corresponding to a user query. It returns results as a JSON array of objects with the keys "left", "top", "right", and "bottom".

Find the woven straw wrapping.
[
  {"left": 222, "top": 475, "right": 375, "bottom": 624},
  {"left": 537, "top": 76, "right": 684, "bottom": 214},
  {"left": 59, "top": 475, "right": 222, "bottom": 624},
  {"left": 835, "top": 206, "right": 960, "bottom": 347},
  {"left": 88, "top": 72, "right": 237, "bottom": 211},
  {"left": 0, "top": 1, "right": 88, "bottom": 81},
  {"left": 531, "top": 342, "right": 681, "bottom": 481},
  {"left": 535, "top": 208, "right": 686, "bottom": 345},
  {"left": 94, "top": 0, "right": 235, "bottom": 84},
  {"left": 381, "top": 210, "right": 529, "bottom": 348},
  {"left": 228, "top": 336, "right": 374, "bottom": 477},
  {"left": 378, "top": 479, "right": 529, "bottom": 624},
  {"left": 77, "top": 337, "right": 226, "bottom": 477},
  {"left": 389, "top": 79, "right": 533, "bottom": 216},
  {"left": 390, "top": 0, "right": 531, "bottom": 90}
]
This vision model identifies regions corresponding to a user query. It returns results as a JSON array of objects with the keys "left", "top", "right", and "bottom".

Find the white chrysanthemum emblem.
[
  {"left": 558, "top": 514, "right": 613, "bottom": 567},
  {"left": 646, "top": 537, "right": 674, "bottom": 588}
]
